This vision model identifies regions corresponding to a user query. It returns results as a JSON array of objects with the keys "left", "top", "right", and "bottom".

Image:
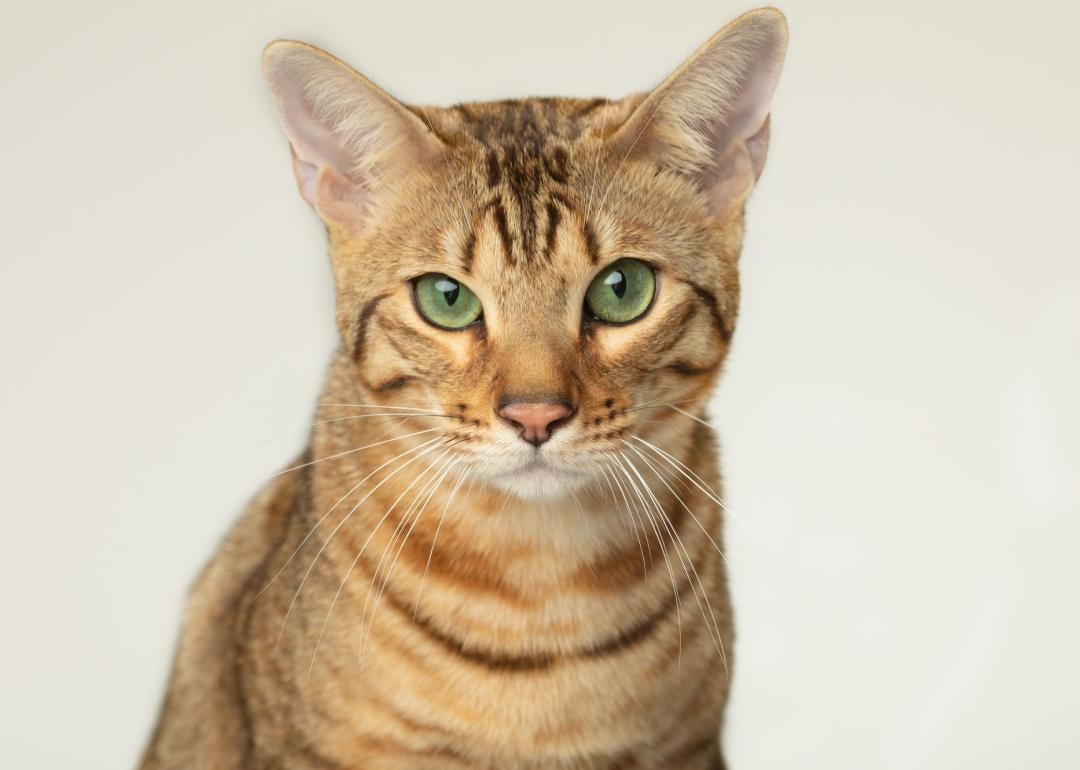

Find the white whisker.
[
  {"left": 256, "top": 435, "right": 444, "bottom": 599},
  {"left": 357, "top": 450, "right": 461, "bottom": 669},
  {"left": 665, "top": 404, "right": 715, "bottom": 431},
  {"left": 413, "top": 464, "right": 472, "bottom": 618},
  {"left": 311, "top": 444, "right": 460, "bottom": 678},
  {"left": 612, "top": 453, "right": 683, "bottom": 670},
  {"left": 621, "top": 439, "right": 726, "bottom": 564},
  {"left": 273, "top": 427, "right": 442, "bottom": 477},
  {"left": 602, "top": 461, "right": 649, "bottom": 575},
  {"left": 631, "top": 435, "right": 779, "bottom": 551},
  {"left": 276, "top": 436, "right": 450, "bottom": 645},
  {"left": 621, "top": 446, "right": 728, "bottom": 671}
]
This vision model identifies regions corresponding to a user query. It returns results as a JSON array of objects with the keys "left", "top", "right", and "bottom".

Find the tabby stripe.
[
  {"left": 381, "top": 587, "right": 555, "bottom": 671},
  {"left": 582, "top": 577, "right": 684, "bottom": 659},
  {"left": 549, "top": 189, "right": 574, "bottom": 211},
  {"left": 369, "top": 694, "right": 458, "bottom": 741},
  {"left": 346, "top": 735, "right": 469, "bottom": 766},
  {"left": 635, "top": 295, "right": 711, "bottom": 375},
  {"left": 288, "top": 737, "right": 343, "bottom": 769},
  {"left": 582, "top": 219, "right": 601, "bottom": 264},
  {"left": 377, "top": 569, "right": 689, "bottom": 672},
  {"left": 372, "top": 375, "right": 412, "bottom": 393},
  {"left": 461, "top": 229, "right": 476, "bottom": 274},
  {"left": 353, "top": 293, "right": 390, "bottom": 362},
  {"left": 233, "top": 459, "right": 313, "bottom": 768},
  {"left": 575, "top": 97, "right": 608, "bottom": 117},
  {"left": 667, "top": 360, "right": 719, "bottom": 377},
  {"left": 545, "top": 146, "right": 570, "bottom": 184},
  {"left": 485, "top": 149, "right": 501, "bottom": 188},
  {"left": 376, "top": 317, "right": 440, "bottom": 376},
  {"left": 490, "top": 200, "right": 514, "bottom": 264},
  {"left": 340, "top": 519, "right": 532, "bottom": 606},
  {"left": 574, "top": 479, "right": 702, "bottom": 592},
  {"left": 379, "top": 313, "right": 435, "bottom": 344},
  {"left": 543, "top": 201, "right": 562, "bottom": 261},
  {"left": 686, "top": 282, "right": 732, "bottom": 342},
  {"left": 452, "top": 103, "right": 476, "bottom": 122},
  {"left": 647, "top": 300, "right": 723, "bottom": 375},
  {"left": 608, "top": 752, "right": 644, "bottom": 770},
  {"left": 665, "top": 734, "right": 723, "bottom": 767}
]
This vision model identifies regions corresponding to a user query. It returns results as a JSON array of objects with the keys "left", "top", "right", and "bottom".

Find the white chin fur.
[{"left": 485, "top": 464, "right": 589, "bottom": 501}]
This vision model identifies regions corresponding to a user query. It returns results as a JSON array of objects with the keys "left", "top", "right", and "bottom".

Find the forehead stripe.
[
  {"left": 543, "top": 201, "right": 562, "bottom": 262},
  {"left": 581, "top": 219, "right": 601, "bottom": 265},
  {"left": 485, "top": 149, "right": 501, "bottom": 188},
  {"left": 461, "top": 230, "right": 477, "bottom": 274},
  {"left": 490, "top": 200, "right": 514, "bottom": 265}
]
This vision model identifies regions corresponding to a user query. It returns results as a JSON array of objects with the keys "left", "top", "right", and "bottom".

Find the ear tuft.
[
  {"left": 613, "top": 8, "right": 788, "bottom": 218},
  {"left": 261, "top": 41, "right": 440, "bottom": 225}
]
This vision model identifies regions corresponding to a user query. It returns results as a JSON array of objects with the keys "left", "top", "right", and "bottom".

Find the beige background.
[{"left": 2, "top": 0, "right": 1078, "bottom": 767}]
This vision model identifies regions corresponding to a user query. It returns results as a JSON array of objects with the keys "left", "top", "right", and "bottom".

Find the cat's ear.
[
  {"left": 611, "top": 8, "right": 788, "bottom": 220},
  {"left": 262, "top": 41, "right": 442, "bottom": 228}
]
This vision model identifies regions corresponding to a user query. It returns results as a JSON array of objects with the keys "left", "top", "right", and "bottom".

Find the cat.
[{"left": 140, "top": 8, "right": 787, "bottom": 769}]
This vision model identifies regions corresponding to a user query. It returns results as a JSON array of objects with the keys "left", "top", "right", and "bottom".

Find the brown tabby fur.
[{"left": 141, "top": 9, "right": 787, "bottom": 769}]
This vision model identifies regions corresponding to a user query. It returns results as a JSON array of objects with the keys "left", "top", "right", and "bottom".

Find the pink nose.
[{"left": 498, "top": 401, "right": 573, "bottom": 446}]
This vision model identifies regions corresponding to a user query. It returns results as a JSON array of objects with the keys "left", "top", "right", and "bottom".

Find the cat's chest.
[{"left": 271, "top": 570, "right": 730, "bottom": 769}]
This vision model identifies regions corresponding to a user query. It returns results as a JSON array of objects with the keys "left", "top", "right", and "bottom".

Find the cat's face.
[
  {"left": 327, "top": 102, "right": 740, "bottom": 499},
  {"left": 263, "top": 11, "right": 786, "bottom": 499}
]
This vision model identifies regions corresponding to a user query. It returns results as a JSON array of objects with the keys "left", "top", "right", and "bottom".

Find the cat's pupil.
[
  {"left": 434, "top": 278, "right": 460, "bottom": 306},
  {"left": 605, "top": 270, "right": 628, "bottom": 300}
]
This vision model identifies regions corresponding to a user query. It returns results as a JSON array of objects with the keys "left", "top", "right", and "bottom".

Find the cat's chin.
[{"left": 485, "top": 460, "right": 590, "bottom": 501}]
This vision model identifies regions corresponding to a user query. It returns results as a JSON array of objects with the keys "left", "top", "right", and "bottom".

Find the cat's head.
[{"left": 262, "top": 9, "right": 787, "bottom": 500}]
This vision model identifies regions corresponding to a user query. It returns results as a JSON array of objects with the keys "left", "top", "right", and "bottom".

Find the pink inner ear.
[
  {"left": 290, "top": 148, "right": 321, "bottom": 207},
  {"left": 313, "top": 163, "right": 372, "bottom": 229},
  {"left": 265, "top": 44, "right": 443, "bottom": 229},
  {"left": 700, "top": 143, "right": 755, "bottom": 221},
  {"left": 682, "top": 18, "right": 785, "bottom": 217},
  {"left": 697, "top": 109, "right": 773, "bottom": 219},
  {"left": 694, "top": 67, "right": 781, "bottom": 216},
  {"left": 278, "top": 78, "right": 369, "bottom": 212},
  {"left": 278, "top": 70, "right": 358, "bottom": 175},
  {"left": 745, "top": 115, "right": 771, "bottom": 181},
  {"left": 290, "top": 141, "right": 370, "bottom": 225}
]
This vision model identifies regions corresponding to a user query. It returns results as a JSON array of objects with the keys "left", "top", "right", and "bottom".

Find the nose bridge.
[{"left": 494, "top": 326, "right": 576, "bottom": 404}]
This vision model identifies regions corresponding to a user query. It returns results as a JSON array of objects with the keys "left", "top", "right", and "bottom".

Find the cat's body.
[
  {"left": 142, "top": 10, "right": 786, "bottom": 769},
  {"left": 142, "top": 355, "right": 730, "bottom": 770}
]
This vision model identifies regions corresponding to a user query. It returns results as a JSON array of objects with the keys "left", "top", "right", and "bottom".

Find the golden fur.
[{"left": 141, "top": 9, "right": 788, "bottom": 769}]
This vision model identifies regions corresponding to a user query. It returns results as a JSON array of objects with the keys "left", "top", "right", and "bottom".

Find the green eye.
[
  {"left": 414, "top": 273, "right": 483, "bottom": 329},
  {"left": 585, "top": 259, "right": 656, "bottom": 324}
]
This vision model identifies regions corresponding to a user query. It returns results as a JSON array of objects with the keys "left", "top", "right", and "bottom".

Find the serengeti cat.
[{"left": 141, "top": 8, "right": 788, "bottom": 769}]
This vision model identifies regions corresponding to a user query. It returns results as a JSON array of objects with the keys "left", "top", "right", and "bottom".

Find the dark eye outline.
[
  {"left": 410, "top": 273, "right": 485, "bottom": 331},
  {"left": 583, "top": 259, "right": 660, "bottom": 327}
]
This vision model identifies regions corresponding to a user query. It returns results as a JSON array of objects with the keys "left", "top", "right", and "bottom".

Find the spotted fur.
[{"left": 142, "top": 9, "right": 788, "bottom": 769}]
